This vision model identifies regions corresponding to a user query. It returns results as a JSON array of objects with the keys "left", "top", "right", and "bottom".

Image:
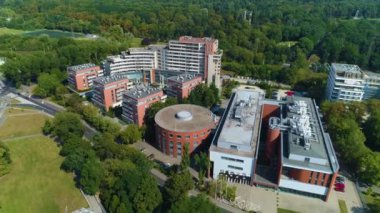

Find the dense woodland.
[{"left": 0, "top": 0, "right": 379, "bottom": 92}]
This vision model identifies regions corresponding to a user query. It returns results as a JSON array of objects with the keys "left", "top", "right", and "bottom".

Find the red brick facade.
[
  {"left": 68, "top": 66, "right": 102, "bottom": 91},
  {"left": 123, "top": 90, "right": 165, "bottom": 127},
  {"left": 167, "top": 76, "right": 203, "bottom": 100},
  {"left": 155, "top": 125, "right": 213, "bottom": 158},
  {"left": 93, "top": 78, "right": 129, "bottom": 111}
]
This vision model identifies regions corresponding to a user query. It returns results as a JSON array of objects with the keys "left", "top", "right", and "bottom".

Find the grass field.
[
  {"left": 0, "top": 108, "right": 87, "bottom": 212},
  {"left": 338, "top": 199, "right": 348, "bottom": 213},
  {"left": 0, "top": 108, "right": 48, "bottom": 140},
  {"left": 130, "top": 37, "right": 143, "bottom": 47},
  {"left": 277, "top": 208, "right": 299, "bottom": 213},
  {"left": 0, "top": 27, "right": 25, "bottom": 36}
]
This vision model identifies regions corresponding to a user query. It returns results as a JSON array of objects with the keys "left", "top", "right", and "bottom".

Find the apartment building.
[
  {"left": 102, "top": 36, "right": 223, "bottom": 90},
  {"left": 160, "top": 36, "right": 222, "bottom": 89},
  {"left": 92, "top": 74, "right": 131, "bottom": 111},
  {"left": 102, "top": 46, "right": 162, "bottom": 75},
  {"left": 67, "top": 63, "right": 103, "bottom": 91},
  {"left": 363, "top": 71, "right": 380, "bottom": 100},
  {"left": 166, "top": 74, "right": 203, "bottom": 100},
  {"left": 121, "top": 84, "right": 166, "bottom": 127},
  {"left": 326, "top": 63, "right": 380, "bottom": 101}
]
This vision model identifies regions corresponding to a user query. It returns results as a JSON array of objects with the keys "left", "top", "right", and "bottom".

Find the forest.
[{"left": 0, "top": 0, "right": 379, "bottom": 93}]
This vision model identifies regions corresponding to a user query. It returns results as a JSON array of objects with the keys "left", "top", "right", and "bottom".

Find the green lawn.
[
  {"left": 0, "top": 109, "right": 87, "bottom": 212},
  {"left": 338, "top": 199, "right": 348, "bottom": 213},
  {"left": 130, "top": 37, "right": 143, "bottom": 47},
  {"left": 0, "top": 108, "right": 48, "bottom": 140},
  {"left": 277, "top": 41, "right": 298, "bottom": 47},
  {"left": 0, "top": 27, "right": 25, "bottom": 36},
  {"left": 277, "top": 208, "right": 299, "bottom": 213}
]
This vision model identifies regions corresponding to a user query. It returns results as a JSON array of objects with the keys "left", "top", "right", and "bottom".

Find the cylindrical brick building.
[{"left": 155, "top": 104, "right": 215, "bottom": 158}]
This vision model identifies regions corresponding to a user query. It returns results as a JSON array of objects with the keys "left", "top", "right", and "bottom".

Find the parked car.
[
  {"left": 336, "top": 176, "right": 345, "bottom": 184},
  {"left": 335, "top": 186, "right": 345, "bottom": 192}
]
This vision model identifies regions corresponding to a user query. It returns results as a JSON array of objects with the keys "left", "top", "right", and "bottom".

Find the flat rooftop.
[
  {"left": 93, "top": 73, "right": 129, "bottom": 85},
  {"left": 178, "top": 36, "right": 217, "bottom": 44},
  {"left": 155, "top": 104, "right": 215, "bottom": 133},
  {"left": 124, "top": 84, "right": 162, "bottom": 99},
  {"left": 167, "top": 74, "right": 201, "bottom": 84},
  {"left": 281, "top": 96, "right": 339, "bottom": 173},
  {"left": 67, "top": 63, "right": 97, "bottom": 72},
  {"left": 211, "top": 89, "right": 264, "bottom": 157},
  {"left": 332, "top": 63, "right": 362, "bottom": 74}
]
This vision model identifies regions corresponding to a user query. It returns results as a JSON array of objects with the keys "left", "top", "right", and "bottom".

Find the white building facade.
[{"left": 326, "top": 63, "right": 380, "bottom": 101}]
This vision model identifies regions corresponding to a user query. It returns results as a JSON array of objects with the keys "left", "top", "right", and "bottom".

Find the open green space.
[
  {"left": 0, "top": 27, "right": 24, "bottom": 35},
  {"left": 338, "top": 199, "right": 348, "bottom": 213},
  {"left": 23, "top": 29, "right": 84, "bottom": 38},
  {"left": 130, "top": 37, "right": 143, "bottom": 47},
  {"left": 0, "top": 108, "right": 87, "bottom": 212},
  {"left": 0, "top": 108, "right": 48, "bottom": 140},
  {"left": 0, "top": 27, "right": 86, "bottom": 38},
  {"left": 277, "top": 208, "right": 299, "bottom": 213}
]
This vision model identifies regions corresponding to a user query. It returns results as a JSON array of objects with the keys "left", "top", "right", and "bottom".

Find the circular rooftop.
[{"left": 155, "top": 104, "right": 215, "bottom": 132}]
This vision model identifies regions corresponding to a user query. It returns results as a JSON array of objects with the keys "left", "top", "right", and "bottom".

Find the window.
[
  {"left": 169, "top": 134, "right": 173, "bottom": 138},
  {"left": 185, "top": 135, "right": 190, "bottom": 139},
  {"left": 177, "top": 135, "right": 182, "bottom": 139},
  {"left": 221, "top": 156, "right": 244, "bottom": 163},
  {"left": 193, "top": 134, "right": 198, "bottom": 138},
  {"left": 228, "top": 165, "right": 243, "bottom": 171},
  {"left": 305, "top": 157, "right": 310, "bottom": 162},
  {"left": 230, "top": 145, "right": 238, "bottom": 150},
  {"left": 315, "top": 173, "right": 319, "bottom": 185}
]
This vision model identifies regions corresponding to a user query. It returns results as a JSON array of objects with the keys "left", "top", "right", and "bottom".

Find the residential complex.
[
  {"left": 92, "top": 74, "right": 131, "bottom": 111},
  {"left": 210, "top": 89, "right": 340, "bottom": 201},
  {"left": 67, "top": 63, "right": 103, "bottom": 91},
  {"left": 102, "top": 46, "right": 162, "bottom": 75},
  {"left": 161, "top": 36, "right": 222, "bottom": 89},
  {"left": 166, "top": 74, "right": 203, "bottom": 100},
  {"left": 121, "top": 84, "right": 166, "bottom": 127},
  {"left": 155, "top": 104, "right": 215, "bottom": 158},
  {"left": 102, "top": 36, "right": 223, "bottom": 89},
  {"left": 326, "top": 63, "right": 380, "bottom": 101}
]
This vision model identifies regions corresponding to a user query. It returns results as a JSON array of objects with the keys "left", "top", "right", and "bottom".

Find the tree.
[
  {"left": 194, "top": 152, "right": 210, "bottom": 186},
  {"left": 180, "top": 143, "right": 190, "bottom": 171},
  {"left": 80, "top": 157, "right": 104, "bottom": 195},
  {"left": 188, "top": 84, "right": 220, "bottom": 108},
  {"left": 33, "top": 73, "right": 61, "bottom": 98},
  {"left": 169, "top": 194, "right": 220, "bottom": 213},
  {"left": 42, "top": 119, "right": 53, "bottom": 135},
  {"left": 0, "top": 142, "right": 11, "bottom": 177},
  {"left": 364, "top": 109, "right": 380, "bottom": 151},
  {"left": 118, "top": 124, "right": 141, "bottom": 144},
  {"left": 51, "top": 112, "right": 84, "bottom": 142},
  {"left": 358, "top": 152, "right": 380, "bottom": 185},
  {"left": 132, "top": 174, "right": 162, "bottom": 212},
  {"left": 164, "top": 170, "right": 194, "bottom": 204}
]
